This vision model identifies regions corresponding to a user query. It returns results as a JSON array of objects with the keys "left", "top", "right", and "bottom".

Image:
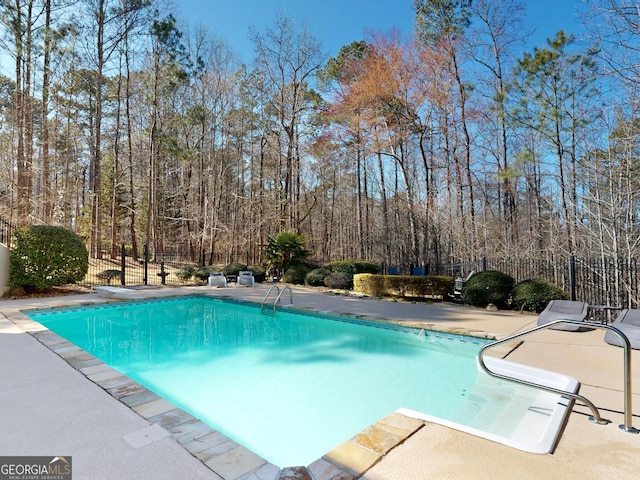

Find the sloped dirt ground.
[{"left": 2, "top": 285, "right": 93, "bottom": 300}]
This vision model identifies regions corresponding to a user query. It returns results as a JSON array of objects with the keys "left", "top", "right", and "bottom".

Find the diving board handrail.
[{"left": 477, "top": 319, "right": 639, "bottom": 434}]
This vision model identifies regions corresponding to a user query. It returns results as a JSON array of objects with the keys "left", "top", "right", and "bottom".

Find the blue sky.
[{"left": 176, "top": 0, "right": 584, "bottom": 63}]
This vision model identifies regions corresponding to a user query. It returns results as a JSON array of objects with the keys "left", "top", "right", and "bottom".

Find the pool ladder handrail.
[
  {"left": 477, "top": 319, "right": 639, "bottom": 434},
  {"left": 261, "top": 285, "right": 294, "bottom": 314}
]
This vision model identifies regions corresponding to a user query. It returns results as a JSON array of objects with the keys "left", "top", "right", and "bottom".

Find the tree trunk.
[
  {"left": 41, "top": 0, "right": 52, "bottom": 222},
  {"left": 124, "top": 35, "right": 138, "bottom": 259}
]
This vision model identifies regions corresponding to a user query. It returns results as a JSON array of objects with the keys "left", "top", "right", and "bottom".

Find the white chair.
[
  {"left": 208, "top": 271, "right": 227, "bottom": 288},
  {"left": 237, "top": 270, "right": 255, "bottom": 287}
]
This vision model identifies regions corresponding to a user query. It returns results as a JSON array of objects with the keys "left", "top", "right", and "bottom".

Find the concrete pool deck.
[{"left": 0, "top": 285, "right": 638, "bottom": 479}]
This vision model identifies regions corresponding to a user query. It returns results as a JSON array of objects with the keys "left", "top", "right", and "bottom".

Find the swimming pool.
[{"left": 26, "top": 296, "right": 574, "bottom": 467}]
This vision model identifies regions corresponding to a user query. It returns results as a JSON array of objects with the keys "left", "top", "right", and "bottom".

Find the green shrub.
[
  {"left": 263, "top": 231, "right": 311, "bottom": 271},
  {"left": 223, "top": 262, "right": 247, "bottom": 277},
  {"left": 324, "top": 272, "right": 353, "bottom": 289},
  {"left": 283, "top": 264, "right": 312, "bottom": 284},
  {"left": 176, "top": 265, "right": 196, "bottom": 283},
  {"left": 352, "top": 260, "right": 381, "bottom": 274},
  {"left": 325, "top": 260, "right": 380, "bottom": 290},
  {"left": 305, "top": 267, "right": 331, "bottom": 286},
  {"left": 461, "top": 270, "right": 515, "bottom": 308},
  {"left": 247, "top": 265, "right": 266, "bottom": 283},
  {"left": 327, "top": 260, "right": 356, "bottom": 275},
  {"left": 328, "top": 260, "right": 380, "bottom": 275},
  {"left": 511, "top": 279, "right": 569, "bottom": 313},
  {"left": 192, "top": 266, "right": 215, "bottom": 283},
  {"left": 97, "top": 269, "right": 122, "bottom": 285},
  {"left": 9, "top": 226, "right": 88, "bottom": 288}
]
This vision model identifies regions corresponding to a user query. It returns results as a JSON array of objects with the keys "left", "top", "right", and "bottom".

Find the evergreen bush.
[
  {"left": 461, "top": 270, "right": 515, "bottom": 308},
  {"left": 194, "top": 266, "right": 214, "bottom": 283},
  {"left": 511, "top": 279, "right": 569, "bottom": 313},
  {"left": 9, "top": 226, "right": 88, "bottom": 288},
  {"left": 327, "top": 260, "right": 356, "bottom": 275},
  {"left": 283, "top": 264, "right": 312, "bottom": 284},
  {"left": 352, "top": 260, "right": 382, "bottom": 274},
  {"left": 328, "top": 260, "right": 380, "bottom": 275},
  {"left": 223, "top": 262, "right": 247, "bottom": 277},
  {"left": 97, "top": 269, "right": 122, "bottom": 285},
  {"left": 325, "top": 260, "right": 381, "bottom": 290},
  {"left": 305, "top": 267, "right": 331, "bottom": 286},
  {"left": 247, "top": 265, "right": 266, "bottom": 283},
  {"left": 324, "top": 272, "right": 353, "bottom": 289},
  {"left": 175, "top": 266, "right": 196, "bottom": 283}
]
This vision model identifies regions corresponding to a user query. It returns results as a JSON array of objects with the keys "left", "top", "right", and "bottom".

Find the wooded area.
[{"left": 0, "top": 0, "right": 638, "bottom": 273}]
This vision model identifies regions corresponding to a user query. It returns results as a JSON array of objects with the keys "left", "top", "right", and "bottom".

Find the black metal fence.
[
  {"left": 0, "top": 218, "right": 13, "bottom": 247},
  {"left": 81, "top": 245, "right": 251, "bottom": 288},
  {"left": 49, "top": 241, "right": 640, "bottom": 308},
  {"left": 435, "top": 255, "right": 640, "bottom": 309},
  {"left": 1, "top": 216, "right": 637, "bottom": 309},
  {"left": 81, "top": 246, "right": 189, "bottom": 287}
]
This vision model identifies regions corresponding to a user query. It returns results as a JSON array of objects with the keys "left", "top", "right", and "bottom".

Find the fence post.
[
  {"left": 570, "top": 254, "right": 576, "bottom": 301},
  {"left": 143, "top": 244, "right": 149, "bottom": 286},
  {"left": 120, "top": 244, "right": 126, "bottom": 286}
]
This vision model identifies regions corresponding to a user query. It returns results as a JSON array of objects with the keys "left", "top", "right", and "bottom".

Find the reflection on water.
[{"left": 29, "top": 296, "right": 493, "bottom": 467}]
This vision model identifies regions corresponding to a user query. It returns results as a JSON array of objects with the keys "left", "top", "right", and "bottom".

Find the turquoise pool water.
[{"left": 28, "top": 296, "right": 497, "bottom": 467}]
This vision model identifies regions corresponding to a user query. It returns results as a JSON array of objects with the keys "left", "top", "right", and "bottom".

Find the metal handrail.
[
  {"left": 260, "top": 285, "right": 294, "bottom": 313},
  {"left": 478, "top": 319, "right": 639, "bottom": 434},
  {"left": 261, "top": 285, "right": 280, "bottom": 312},
  {"left": 273, "top": 286, "right": 293, "bottom": 313}
]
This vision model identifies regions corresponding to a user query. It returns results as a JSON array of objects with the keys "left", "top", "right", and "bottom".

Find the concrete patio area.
[{"left": 0, "top": 284, "right": 637, "bottom": 479}]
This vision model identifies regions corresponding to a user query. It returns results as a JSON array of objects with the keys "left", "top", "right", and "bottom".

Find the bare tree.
[
  {"left": 467, "top": 0, "right": 528, "bottom": 237},
  {"left": 415, "top": 0, "right": 476, "bottom": 240},
  {"left": 249, "top": 12, "right": 325, "bottom": 230}
]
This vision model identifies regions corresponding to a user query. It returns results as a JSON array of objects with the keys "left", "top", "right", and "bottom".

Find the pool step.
[
  {"left": 454, "top": 377, "right": 566, "bottom": 442},
  {"left": 455, "top": 376, "right": 539, "bottom": 435}
]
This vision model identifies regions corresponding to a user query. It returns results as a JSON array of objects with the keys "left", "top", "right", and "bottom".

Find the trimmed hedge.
[
  {"left": 511, "top": 279, "right": 569, "bottom": 313},
  {"left": 353, "top": 273, "right": 386, "bottom": 296},
  {"left": 353, "top": 273, "right": 454, "bottom": 298},
  {"left": 461, "top": 270, "right": 515, "bottom": 308},
  {"left": 9, "top": 226, "right": 88, "bottom": 288}
]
